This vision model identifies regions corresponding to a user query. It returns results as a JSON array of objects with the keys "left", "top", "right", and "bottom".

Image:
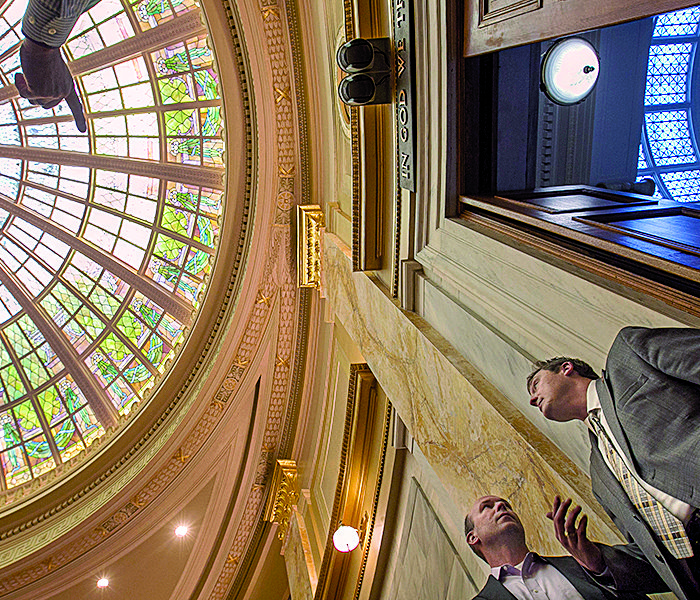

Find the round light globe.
[
  {"left": 541, "top": 37, "right": 599, "bottom": 105},
  {"left": 333, "top": 525, "right": 360, "bottom": 553},
  {"left": 175, "top": 525, "right": 189, "bottom": 537},
  {"left": 97, "top": 578, "right": 109, "bottom": 589}
]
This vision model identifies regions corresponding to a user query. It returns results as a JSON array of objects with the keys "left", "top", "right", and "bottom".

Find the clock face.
[{"left": 541, "top": 37, "right": 600, "bottom": 105}]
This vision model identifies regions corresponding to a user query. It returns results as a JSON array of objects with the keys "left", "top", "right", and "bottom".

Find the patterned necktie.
[{"left": 588, "top": 410, "right": 693, "bottom": 559}]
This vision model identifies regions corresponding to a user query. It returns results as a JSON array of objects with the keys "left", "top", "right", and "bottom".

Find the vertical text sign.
[{"left": 394, "top": 0, "right": 415, "bottom": 192}]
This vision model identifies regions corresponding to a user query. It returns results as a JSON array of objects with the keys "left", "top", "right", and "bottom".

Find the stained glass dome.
[
  {"left": 0, "top": 0, "right": 224, "bottom": 488},
  {"left": 638, "top": 7, "right": 700, "bottom": 202}
]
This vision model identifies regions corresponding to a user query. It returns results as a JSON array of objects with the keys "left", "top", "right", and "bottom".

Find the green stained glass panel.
[
  {"left": 194, "top": 70, "right": 219, "bottom": 101},
  {"left": 52, "top": 419, "right": 85, "bottom": 460},
  {"left": 200, "top": 107, "right": 221, "bottom": 136},
  {"left": 187, "top": 37, "right": 213, "bottom": 68},
  {"left": 40, "top": 293, "right": 69, "bottom": 327},
  {"left": 154, "top": 234, "right": 187, "bottom": 263},
  {"left": 158, "top": 75, "right": 194, "bottom": 104},
  {"left": 14, "top": 401, "right": 40, "bottom": 440},
  {"left": 165, "top": 109, "right": 196, "bottom": 136},
  {"left": 153, "top": 43, "right": 188, "bottom": 74},
  {"left": 100, "top": 332, "right": 133, "bottom": 368},
  {"left": 59, "top": 378, "right": 86, "bottom": 413},
  {"left": 141, "top": 334, "right": 164, "bottom": 366},
  {"left": 185, "top": 248, "right": 209, "bottom": 277},
  {"left": 123, "top": 357, "right": 152, "bottom": 387},
  {"left": 166, "top": 183, "right": 197, "bottom": 211},
  {"left": 202, "top": 188, "right": 223, "bottom": 214},
  {"left": 89, "top": 285, "right": 120, "bottom": 319},
  {"left": 202, "top": 140, "right": 224, "bottom": 166},
  {"left": 20, "top": 353, "right": 50, "bottom": 387},
  {"left": 25, "top": 433, "right": 55, "bottom": 472},
  {"left": 161, "top": 206, "right": 193, "bottom": 235},
  {"left": 107, "top": 378, "right": 137, "bottom": 414},
  {"left": 168, "top": 137, "right": 201, "bottom": 164},
  {"left": 157, "top": 312, "right": 183, "bottom": 344},
  {"left": 158, "top": 345, "right": 178, "bottom": 374},
  {"left": 17, "top": 315, "right": 45, "bottom": 347},
  {"left": 88, "top": 351, "right": 118, "bottom": 386},
  {"left": 194, "top": 215, "right": 216, "bottom": 247},
  {"left": 0, "top": 344, "right": 11, "bottom": 369},
  {"left": 133, "top": 0, "right": 174, "bottom": 30},
  {"left": 75, "top": 306, "right": 106, "bottom": 340},
  {"left": 147, "top": 258, "right": 176, "bottom": 292},
  {"left": 73, "top": 406, "right": 103, "bottom": 445},
  {"left": 63, "top": 319, "right": 90, "bottom": 353},
  {"left": 0, "top": 411, "right": 18, "bottom": 450},
  {"left": 130, "top": 294, "right": 161, "bottom": 328},
  {"left": 38, "top": 342, "right": 63, "bottom": 375},
  {"left": 4, "top": 322, "right": 31, "bottom": 356},
  {"left": 52, "top": 283, "right": 83, "bottom": 315},
  {"left": 2, "top": 365, "right": 25, "bottom": 401},
  {"left": 117, "top": 312, "right": 147, "bottom": 345},
  {"left": 65, "top": 266, "right": 96, "bottom": 296},
  {"left": 38, "top": 387, "right": 66, "bottom": 426},
  {"left": 175, "top": 271, "right": 200, "bottom": 304},
  {"left": 2, "top": 446, "right": 30, "bottom": 488}
]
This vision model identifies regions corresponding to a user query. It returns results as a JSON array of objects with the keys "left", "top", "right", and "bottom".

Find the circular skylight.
[{"left": 0, "top": 0, "right": 225, "bottom": 488}]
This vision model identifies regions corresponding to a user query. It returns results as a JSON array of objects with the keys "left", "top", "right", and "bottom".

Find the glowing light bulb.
[
  {"left": 97, "top": 578, "right": 109, "bottom": 588},
  {"left": 175, "top": 525, "right": 189, "bottom": 537},
  {"left": 333, "top": 525, "right": 360, "bottom": 552}
]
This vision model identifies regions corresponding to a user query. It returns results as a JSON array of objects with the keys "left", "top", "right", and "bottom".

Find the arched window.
[
  {"left": 638, "top": 6, "right": 700, "bottom": 202},
  {"left": 0, "top": 0, "right": 224, "bottom": 488}
]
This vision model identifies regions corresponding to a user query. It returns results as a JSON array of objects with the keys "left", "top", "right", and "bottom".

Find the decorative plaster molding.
[{"left": 263, "top": 459, "right": 300, "bottom": 541}]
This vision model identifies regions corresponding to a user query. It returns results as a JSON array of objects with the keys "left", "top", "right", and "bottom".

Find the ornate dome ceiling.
[{"left": 0, "top": 0, "right": 225, "bottom": 489}]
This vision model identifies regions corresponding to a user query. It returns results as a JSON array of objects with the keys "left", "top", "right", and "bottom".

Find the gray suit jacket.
[
  {"left": 473, "top": 548, "right": 666, "bottom": 599},
  {"left": 590, "top": 326, "right": 700, "bottom": 600}
]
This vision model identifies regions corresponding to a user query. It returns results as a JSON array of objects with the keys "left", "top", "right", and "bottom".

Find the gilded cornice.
[
  {"left": 297, "top": 205, "right": 325, "bottom": 289},
  {"left": 263, "top": 459, "right": 300, "bottom": 541}
]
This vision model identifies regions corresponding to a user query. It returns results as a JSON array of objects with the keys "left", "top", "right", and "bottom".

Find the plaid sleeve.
[{"left": 22, "top": 0, "right": 103, "bottom": 47}]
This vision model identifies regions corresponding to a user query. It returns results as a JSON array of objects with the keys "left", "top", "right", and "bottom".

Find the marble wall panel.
[
  {"left": 387, "top": 480, "right": 478, "bottom": 600},
  {"left": 323, "top": 233, "right": 625, "bottom": 553},
  {"left": 284, "top": 510, "right": 316, "bottom": 600}
]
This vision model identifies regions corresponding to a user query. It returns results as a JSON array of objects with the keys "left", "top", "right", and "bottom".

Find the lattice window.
[
  {"left": 653, "top": 6, "right": 700, "bottom": 38},
  {"left": 0, "top": 0, "right": 225, "bottom": 488},
  {"left": 638, "top": 8, "right": 700, "bottom": 202}
]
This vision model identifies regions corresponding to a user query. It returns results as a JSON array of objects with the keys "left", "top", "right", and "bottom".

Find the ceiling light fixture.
[
  {"left": 97, "top": 578, "right": 109, "bottom": 589},
  {"left": 540, "top": 37, "right": 599, "bottom": 105},
  {"left": 333, "top": 525, "right": 360, "bottom": 553},
  {"left": 175, "top": 525, "right": 189, "bottom": 537}
]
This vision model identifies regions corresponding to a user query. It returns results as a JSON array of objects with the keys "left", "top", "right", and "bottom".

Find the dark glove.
[{"left": 15, "top": 37, "right": 86, "bottom": 132}]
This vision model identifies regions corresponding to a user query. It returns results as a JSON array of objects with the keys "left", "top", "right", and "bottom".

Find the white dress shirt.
[
  {"left": 585, "top": 380, "right": 693, "bottom": 523},
  {"left": 491, "top": 553, "right": 586, "bottom": 600}
]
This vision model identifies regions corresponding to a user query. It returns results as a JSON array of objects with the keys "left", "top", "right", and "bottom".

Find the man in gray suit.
[
  {"left": 465, "top": 494, "right": 666, "bottom": 599},
  {"left": 527, "top": 326, "right": 700, "bottom": 600}
]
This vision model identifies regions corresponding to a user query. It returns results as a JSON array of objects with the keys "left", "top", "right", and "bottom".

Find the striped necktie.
[{"left": 588, "top": 410, "right": 693, "bottom": 559}]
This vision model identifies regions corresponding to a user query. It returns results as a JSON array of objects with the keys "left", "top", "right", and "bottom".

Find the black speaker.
[{"left": 336, "top": 38, "right": 392, "bottom": 106}]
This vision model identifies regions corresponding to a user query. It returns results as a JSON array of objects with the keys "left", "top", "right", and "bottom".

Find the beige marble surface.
[
  {"left": 387, "top": 480, "right": 479, "bottom": 600},
  {"left": 322, "top": 233, "right": 625, "bottom": 553},
  {"left": 283, "top": 509, "right": 316, "bottom": 600}
]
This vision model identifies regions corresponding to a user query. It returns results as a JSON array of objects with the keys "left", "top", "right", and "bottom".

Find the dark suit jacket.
[
  {"left": 472, "top": 550, "right": 664, "bottom": 600},
  {"left": 590, "top": 326, "right": 700, "bottom": 600}
]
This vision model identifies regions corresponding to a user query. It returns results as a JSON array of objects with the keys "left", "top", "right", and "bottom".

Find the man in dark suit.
[
  {"left": 465, "top": 494, "right": 666, "bottom": 599},
  {"left": 528, "top": 326, "right": 700, "bottom": 600}
]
